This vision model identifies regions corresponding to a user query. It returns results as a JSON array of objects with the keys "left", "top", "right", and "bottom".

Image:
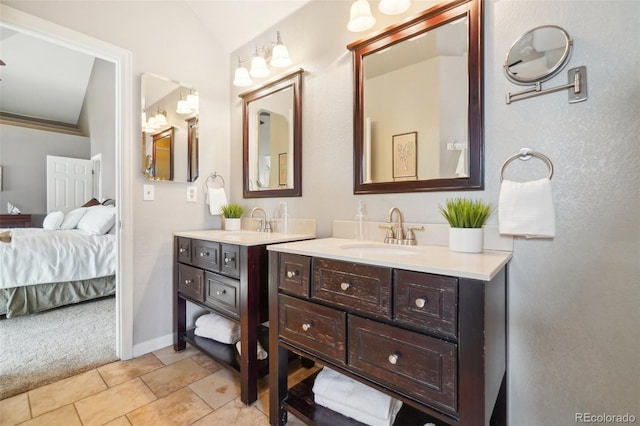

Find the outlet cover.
[
  {"left": 143, "top": 184, "right": 154, "bottom": 201},
  {"left": 186, "top": 185, "right": 197, "bottom": 202}
]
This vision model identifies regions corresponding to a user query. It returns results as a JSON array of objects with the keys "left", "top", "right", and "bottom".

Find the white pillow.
[
  {"left": 60, "top": 207, "right": 88, "bottom": 230},
  {"left": 77, "top": 205, "right": 116, "bottom": 235},
  {"left": 43, "top": 211, "right": 64, "bottom": 230}
]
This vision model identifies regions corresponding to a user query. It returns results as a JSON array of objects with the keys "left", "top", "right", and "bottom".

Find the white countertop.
[
  {"left": 267, "top": 237, "right": 512, "bottom": 281},
  {"left": 174, "top": 230, "right": 315, "bottom": 246}
]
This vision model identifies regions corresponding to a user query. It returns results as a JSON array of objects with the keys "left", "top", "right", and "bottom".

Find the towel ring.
[
  {"left": 500, "top": 148, "right": 554, "bottom": 182},
  {"left": 205, "top": 172, "right": 225, "bottom": 190}
]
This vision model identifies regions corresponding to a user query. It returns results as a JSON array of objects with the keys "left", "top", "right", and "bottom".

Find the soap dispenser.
[{"left": 355, "top": 200, "right": 368, "bottom": 241}]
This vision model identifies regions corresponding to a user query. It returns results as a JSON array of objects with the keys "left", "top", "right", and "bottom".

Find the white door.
[{"left": 46, "top": 155, "right": 94, "bottom": 212}]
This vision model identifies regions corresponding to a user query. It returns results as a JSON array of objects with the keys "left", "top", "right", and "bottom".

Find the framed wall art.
[{"left": 392, "top": 132, "right": 417, "bottom": 181}]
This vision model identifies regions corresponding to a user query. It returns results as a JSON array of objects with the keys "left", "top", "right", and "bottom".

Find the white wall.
[
  {"left": 230, "top": 1, "right": 639, "bottom": 424},
  {"left": 2, "top": 0, "right": 231, "bottom": 350}
]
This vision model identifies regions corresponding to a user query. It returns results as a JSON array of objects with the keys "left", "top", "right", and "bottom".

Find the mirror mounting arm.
[{"left": 506, "top": 66, "right": 588, "bottom": 104}]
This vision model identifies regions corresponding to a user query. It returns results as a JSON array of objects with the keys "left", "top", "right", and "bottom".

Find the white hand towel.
[
  {"left": 314, "top": 394, "right": 403, "bottom": 426},
  {"left": 312, "top": 367, "right": 402, "bottom": 423},
  {"left": 499, "top": 178, "right": 556, "bottom": 238},
  {"left": 207, "top": 188, "right": 228, "bottom": 216},
  {"left": 455, "top": 148, "right": 467, "bottom": 177},
  {"left": 194, "top": 313, "right": 240, "bottom": 344},
  {"left": 235, "top": 340, "right": 268, "bottom": 360}
]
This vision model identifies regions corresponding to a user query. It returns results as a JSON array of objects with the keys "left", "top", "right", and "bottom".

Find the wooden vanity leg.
[
  {"left": 240, "top": 246, "right": 260, "bottom": 404},
  {"left": 173, "top": 249, "right": 186, "bottom": 351},
  {"left": 269, "top": 252, "right": 287, "bottom": 426}
]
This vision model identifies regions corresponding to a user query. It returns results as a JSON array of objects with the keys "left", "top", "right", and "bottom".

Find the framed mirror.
[
  {"left": 141, "top": 72, "right": 199, "bottom": 182},
  {"left": 241, "top": 68, "right": 303, "bottom": 198},
  {"left": 504, "top": 25, "right": 572, "bottom": 85},
  {"left": 348, "top": 0, "right": 483, "bottom": 194}
]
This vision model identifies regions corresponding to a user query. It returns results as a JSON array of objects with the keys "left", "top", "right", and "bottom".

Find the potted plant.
[
  {"left": 220, "top": 203, "right": 244, "bottom": 231},
  {"left": 439, "top": 197, "right": 493, "bottom": 253}
]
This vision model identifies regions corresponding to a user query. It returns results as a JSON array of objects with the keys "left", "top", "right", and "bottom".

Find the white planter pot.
[
  {"left": 449, "top": 227, "right": 484, "bottom": 253},
  {"left": 223, "top": 218, "right": 241, "bottom": 231}
]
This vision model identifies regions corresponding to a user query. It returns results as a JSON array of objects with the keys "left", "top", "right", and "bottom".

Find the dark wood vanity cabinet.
[
  {"left": 269, "top": 253, "right": 507, "bottom": 426},
  {"left": 173, "top": 236, "right": 269, "bottom": 404}
]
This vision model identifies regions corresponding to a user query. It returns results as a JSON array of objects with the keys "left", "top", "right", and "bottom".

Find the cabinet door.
[
  {"left": 220, "top": 244, "right": 240, "bottom": 278},
  {"left": 176, "top": 237, "right": 192, "bottom": 264},
  {"left": 278, "top": 253, "right": 311, "bottom": 297},
  {"left": 348, "top": 315, "right": 458, "bottom": 414},
  {"left": 192, "top": 240, "right": 220, "bottom": 272},
  {"left": 177, "top": 264, "right": 205, "bottom": 302},
  {"left": 205, "top": 272, "right": 240, "bottom": 320}
]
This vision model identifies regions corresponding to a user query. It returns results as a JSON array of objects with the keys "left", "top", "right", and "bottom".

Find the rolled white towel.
[
  {"left": 194, "top": 313, "right": 240, "bottom": 344},
  {"left": 314, "top": 394, "right": 403, "bottom": 426},
  {"left": 235, "top": 340, "right": 268, "bottom": 360},
  {"left": 312, "top": 367, "right": 402, "bottom": 423}
]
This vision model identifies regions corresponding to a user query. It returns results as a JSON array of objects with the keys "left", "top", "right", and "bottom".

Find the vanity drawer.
[
  {"left": 394, "top": 270, "right": 458, "bottom": 338},
  {"left": 279, "top": 294, "right": 346, "bottom": 364},
  {"left": 205, "top": 272, "right": 240, "bottom": 320},
  {"left": 348, "top": 315, "right": 457, "bottom": 414},
  {"left": 312, "top": 258, "right": 392, "bottom": 319},
  {"left": 191, "top": 240, "right": 220, "bottom": 272},
  {"left": 176, "top": 237, "right": 192, "bottom": 264},
  {"left": 220, "top": 244, "right": 240, "bottom": 278},
  {"left": 279, "top": 253, "right": 311, "bottom": 297},
  {"left": 177, "top": 263, "right": 204, "bottom": 302}
]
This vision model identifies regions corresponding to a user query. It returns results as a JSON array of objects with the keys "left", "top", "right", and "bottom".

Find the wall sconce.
[
  {"left": 143, "top": 108, "right": 168, "bottom": 133},
  {"left": 176, "top": 92, "right": 192, "bottom": 114},
  {"left": 233, "top": 31, "right": 292, "bottom": 87},
  {"left": 176, "top": 90, "right": 199, "bottom": 114},
  {"left": 347, "top": 0, "right": 411, "bottom": 32}
]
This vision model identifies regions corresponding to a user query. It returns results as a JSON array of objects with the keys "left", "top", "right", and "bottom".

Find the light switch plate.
[
  {"left": 143, "top": 184, "right": 154, "bottom": 201},
  {"left": 186, "top": 185, "right": 197, "bottom": 202}
]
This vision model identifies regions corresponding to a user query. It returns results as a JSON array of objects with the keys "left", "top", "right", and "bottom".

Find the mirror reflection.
[
  {"left": 349, "top": 0, "right": 483, "bottom": 194},
  {"left": 241, "top": 69, "right": 303, "bottom": 198},
  {"left": 504, "top": 25, "right": 572, "bottom": 85},
  {"left": 141, "top": 73, "right": 199, "bottom": 182}
]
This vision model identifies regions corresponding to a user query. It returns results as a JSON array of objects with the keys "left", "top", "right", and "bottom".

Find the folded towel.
[
  {"left": 499, "top": 178, "right": 556, "bottom": 238},
  {"left": 194, "top": 313, "right": 240, "bottom": 344},
  {"left": 312, "top": 367, "right": 402, "bottom": 423},
  {"left": 235, "top": 340, "right": 268, "bottom": 360},
  {"left": 314, "top": 394, "right": 402, "bottom": 426},
  {"left": 206, "top": 188, "right": 228, "bottom": 216},
  {"left": 455, "top": 148, "right": 467, "bottom": 177}
]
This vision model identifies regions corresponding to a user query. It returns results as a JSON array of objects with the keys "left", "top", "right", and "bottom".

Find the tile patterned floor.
[{"left": 0, "top": 345, "right": 318, "bottom": 426}]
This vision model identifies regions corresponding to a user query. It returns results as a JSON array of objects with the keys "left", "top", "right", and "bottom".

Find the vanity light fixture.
[
  {"left": 232, "top": 31, "right": 293, "bottom": 87},
  {"left": 348, "top": 0, "right": 376, "bottom": 32},
  {"left": 186, "top": 90, "right": 199, "bottom": 112},
  {"left": 176, "top": 92, "right": 192, "bottom": 114},
  {"left": 378, "top": 0, "right": 410, "bottom": 15},
  {"left": 154, "top": 108, "right": 168, "bottom": 126}
]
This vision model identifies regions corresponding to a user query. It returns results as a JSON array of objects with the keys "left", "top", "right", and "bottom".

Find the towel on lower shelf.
[
  {"left": 235, "top": 340, "right": 268, "bottom": 360},
  {"left": 498, "top": 178, "right": 556, "bottom": 238},
  {"left": 312, "top": 367, "right": 403, "bottom": 426},
  {"left": 194, "top": 312, "right": 240, "bottom": 344}
]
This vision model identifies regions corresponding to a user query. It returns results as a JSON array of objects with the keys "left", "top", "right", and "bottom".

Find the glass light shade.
[
  {"left": 233, "top": 66, "right": 253, "bottom": 87},
  {"left": 270, "top": 44, "right": 292, "bottom": 68},
  {"left": 186, "top": 93, "right": 199, "bottom": 111},
  {"left": 154, "top": 112, "right": 167, "bottom": 126},
  {"left": 250, "top": 55, "right": 270, "bottom": 78},
  {"left": 378, "top": 0, "right": 410, "bottom": 15},
  {"left": 347, "top": 0, "right": 375, "bottom": 32},
  {"left": 146, "top": 116, "right": 158, "bottom": 132},
  {"left": 176, "top": 100, "right": 191, "bottom": 114}
]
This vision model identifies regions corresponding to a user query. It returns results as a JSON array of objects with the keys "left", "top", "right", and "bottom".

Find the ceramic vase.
[
  {"left": 223, "top": 218, "right": 241, "bottom": 231},
  {"left": 449, "top": 227, "right": 483, "bottom": 253}
]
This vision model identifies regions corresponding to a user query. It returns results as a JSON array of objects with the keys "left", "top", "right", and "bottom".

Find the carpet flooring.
[{"left": 0, "top": 297, "right": 118, "bottom": 400}]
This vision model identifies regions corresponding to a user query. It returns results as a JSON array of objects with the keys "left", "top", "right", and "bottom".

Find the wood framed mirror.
[
  {"left": 348, "top": 0, "right": 483, "bottom": 194},
  {"left": 241, "top": 68, "right": 303, "bottom": 198}
]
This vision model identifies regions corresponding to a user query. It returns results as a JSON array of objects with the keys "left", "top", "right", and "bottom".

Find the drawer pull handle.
[
  {"left": 199, "top": 251, "right": 209, "bottom": 257},
  {"left": 302, "top": 323, "right": 311, "bottom": 331},
  {"left": 184, "top": 279, "right": 193, "bottom": 285},
  {"left": 216, "top": 290, "right": 226, "bottom": 295},
  {"left": 287, "top": 270, "right": 298, "bottom": 278},
  {"left": 224, "top": 257, "right": 233, "bottom": 264},
  {"left": 388, "top": 354, "right": 399, "bottom": 365},
  {"left": 179, "top": 247, "right": 187, "bottom": 253},
  {"left": 415, "top": 298, "right": 426, "bottom": 308},
  {"left": 340, "top": 282, "right": 350, "bottom": 291}
]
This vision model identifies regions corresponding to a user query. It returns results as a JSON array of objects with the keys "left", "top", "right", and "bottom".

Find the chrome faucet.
[
  {"left": 382, "top": 207, "right": 423, "bottom": 245},
  {"left": 387, "top": 207, "right": 405, "bottom": 241},
  {"left": 250, "top": 207, "right": 271, "bottom": 232}
]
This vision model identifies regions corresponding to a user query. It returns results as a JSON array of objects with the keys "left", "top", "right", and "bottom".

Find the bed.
[{"left": 0, "top": 208, "right": 117, "bottom": 318}]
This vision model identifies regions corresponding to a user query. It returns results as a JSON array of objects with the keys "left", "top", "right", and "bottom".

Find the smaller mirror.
[
  {"left": 241, "top": 69, "right": 303, "bottom": 198},
  {"left": 141, "top": 73, "right": 199, "bottom": 182},
  {"left": 504, "top": 25, "right": 572, "bottom": 85}
]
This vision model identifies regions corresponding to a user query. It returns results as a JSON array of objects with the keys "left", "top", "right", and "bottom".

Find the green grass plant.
[
  {"left": 220, "top": 203, "right": 244, "bottom": 218},
  {"left": 439, "top": 197, "right": 493, "bottom": 228}
]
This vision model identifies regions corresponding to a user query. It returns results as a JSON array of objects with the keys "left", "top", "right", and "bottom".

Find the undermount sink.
[{"left": 339, "top": 243, "right": 421, "bottom": 255}]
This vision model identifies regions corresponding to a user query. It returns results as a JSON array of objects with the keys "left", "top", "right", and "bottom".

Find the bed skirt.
[{"left": 0, "top": 276, "right": 116, "bottom": 318}]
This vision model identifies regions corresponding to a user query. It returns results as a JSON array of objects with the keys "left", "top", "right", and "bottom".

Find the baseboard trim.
[{"left": 132, "top": 333, "right": 173, "bottom": 358}]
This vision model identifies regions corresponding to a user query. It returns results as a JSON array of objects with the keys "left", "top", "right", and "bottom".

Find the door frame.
[{"left": 1, "top": 5, "right": 134, "bottom": 359}]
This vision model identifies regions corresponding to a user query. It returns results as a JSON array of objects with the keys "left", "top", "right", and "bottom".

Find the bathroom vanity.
[
  {"left": 173, "top": 229, "right": 313, "bottom": 404},
  {"left": 268, "top": 238, "right": 511, "bottom": 425}
]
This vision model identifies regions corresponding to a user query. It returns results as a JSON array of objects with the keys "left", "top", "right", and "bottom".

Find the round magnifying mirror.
[{"left": 504, "top": 25, "right": 572, "bottom": 85}]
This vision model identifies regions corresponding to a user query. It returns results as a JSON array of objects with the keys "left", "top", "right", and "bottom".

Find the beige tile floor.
[{"left": 0, "top": 345, "right": 318, "bottom": 426}]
